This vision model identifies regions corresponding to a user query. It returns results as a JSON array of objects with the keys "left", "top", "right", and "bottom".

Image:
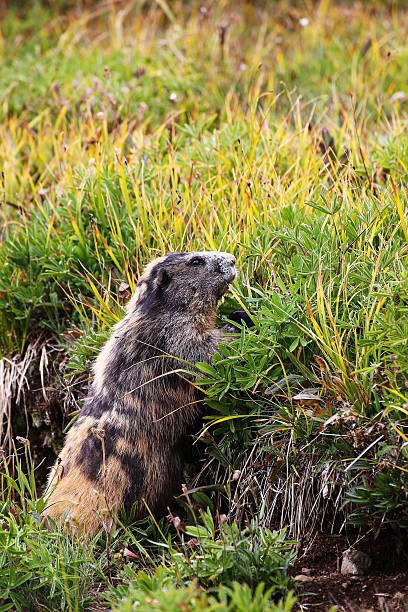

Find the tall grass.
[{"left": 0, "top": 0, "right": 408, "bottom": 609}]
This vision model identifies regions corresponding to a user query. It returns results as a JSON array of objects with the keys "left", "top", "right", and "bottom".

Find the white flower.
[{"left": 389, "top": 91, "right": 406, "bottom": 104}]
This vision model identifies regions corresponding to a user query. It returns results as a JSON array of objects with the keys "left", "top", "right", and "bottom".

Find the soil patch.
[{"left": 290, "top": 532, "right": 408, "bottom": 611}]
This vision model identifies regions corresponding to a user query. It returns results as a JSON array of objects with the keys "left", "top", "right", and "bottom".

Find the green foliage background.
[{"left": 0, "top": 1, "right": 408, "bottom": 610}]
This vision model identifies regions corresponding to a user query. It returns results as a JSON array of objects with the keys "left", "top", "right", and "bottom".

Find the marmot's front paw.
[{"left": 227, "top": 308, "right": 255, "bottom": 328}]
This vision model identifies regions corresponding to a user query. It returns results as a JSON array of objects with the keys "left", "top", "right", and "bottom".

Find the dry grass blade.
[{"left": 0, "top": 343, "right": 38, "bottom": 453}]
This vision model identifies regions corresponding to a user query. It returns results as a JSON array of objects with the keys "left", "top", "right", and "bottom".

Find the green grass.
[{"left": 0, "top": 1, "right": 408, "bottom": 609}]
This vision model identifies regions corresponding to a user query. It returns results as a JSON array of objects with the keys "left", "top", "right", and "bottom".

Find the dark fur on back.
[{"left": 45, "top": 251, "right": 236, "bottom": 534}]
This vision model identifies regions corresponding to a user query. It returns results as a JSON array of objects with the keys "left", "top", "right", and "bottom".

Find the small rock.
[
  {"left": 301, "top": 567, "right": 312, "bottom": 575},
  {"left": 341, "top": 547, "right": 372, "bottom": 576}
]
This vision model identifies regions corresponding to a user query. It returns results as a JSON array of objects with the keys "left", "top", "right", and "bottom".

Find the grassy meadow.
[{"left": 0, "top": 1, "right": 408, "bottom": 610}]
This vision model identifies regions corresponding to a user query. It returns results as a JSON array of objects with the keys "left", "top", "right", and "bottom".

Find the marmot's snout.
[{"left": 215, "top": 253, "right": 237, "bottom": 283}]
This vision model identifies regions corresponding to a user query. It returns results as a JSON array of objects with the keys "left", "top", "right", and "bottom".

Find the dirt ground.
[{"left": 289, "top": 532, "right": 408, "bottom": 611}]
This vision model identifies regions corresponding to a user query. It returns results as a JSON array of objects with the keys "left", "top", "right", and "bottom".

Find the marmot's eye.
[{"left": 189, "top": 257, "right": 205, "bottom": 266}]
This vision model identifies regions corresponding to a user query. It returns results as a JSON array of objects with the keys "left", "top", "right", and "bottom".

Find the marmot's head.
[{"left": 128, "top": 251, "right": 237, "bottom": 316}]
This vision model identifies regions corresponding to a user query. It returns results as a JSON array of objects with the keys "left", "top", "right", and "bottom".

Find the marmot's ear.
[{"left": 156, "top": 268, "right": 172, "bottom": 290}]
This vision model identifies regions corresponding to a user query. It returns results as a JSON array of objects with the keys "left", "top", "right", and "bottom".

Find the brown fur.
[{"left": 45, "top": 251, "right": 237, "bottom": 534}]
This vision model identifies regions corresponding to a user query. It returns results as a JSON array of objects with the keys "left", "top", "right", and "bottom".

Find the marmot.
[{"left": 45, "top": 251, "right": 237, "bottom": 535}]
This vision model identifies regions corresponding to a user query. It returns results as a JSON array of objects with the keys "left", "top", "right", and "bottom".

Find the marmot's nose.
[
  {"left": 219, "top": 254, "right": 235, "bottom": 266},
  {"left": 216, "top": 254, "right": 236, "bottom": 278}
]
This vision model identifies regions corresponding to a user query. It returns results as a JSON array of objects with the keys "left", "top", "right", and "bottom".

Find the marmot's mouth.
[
  {"left": 225, "top": 268, "right": 237, "bottom": 284},
  {"left": 217, "top": 278, "right": 234, "bottom": 300}
]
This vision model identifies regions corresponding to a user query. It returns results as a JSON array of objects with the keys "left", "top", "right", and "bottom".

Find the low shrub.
[{"left": 107, "top": 567, "right": 297, "bottom": 612}]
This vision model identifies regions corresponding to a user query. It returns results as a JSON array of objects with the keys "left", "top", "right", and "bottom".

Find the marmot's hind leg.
[
  {"left": 45, "top": 439, "right": 139, "bottom": 534},
  {"left": 45, "top": 465, "right": 114, "bottom": 534},
  {"left": 141, "top": 447, "right": 185, "bottom": 519}
]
